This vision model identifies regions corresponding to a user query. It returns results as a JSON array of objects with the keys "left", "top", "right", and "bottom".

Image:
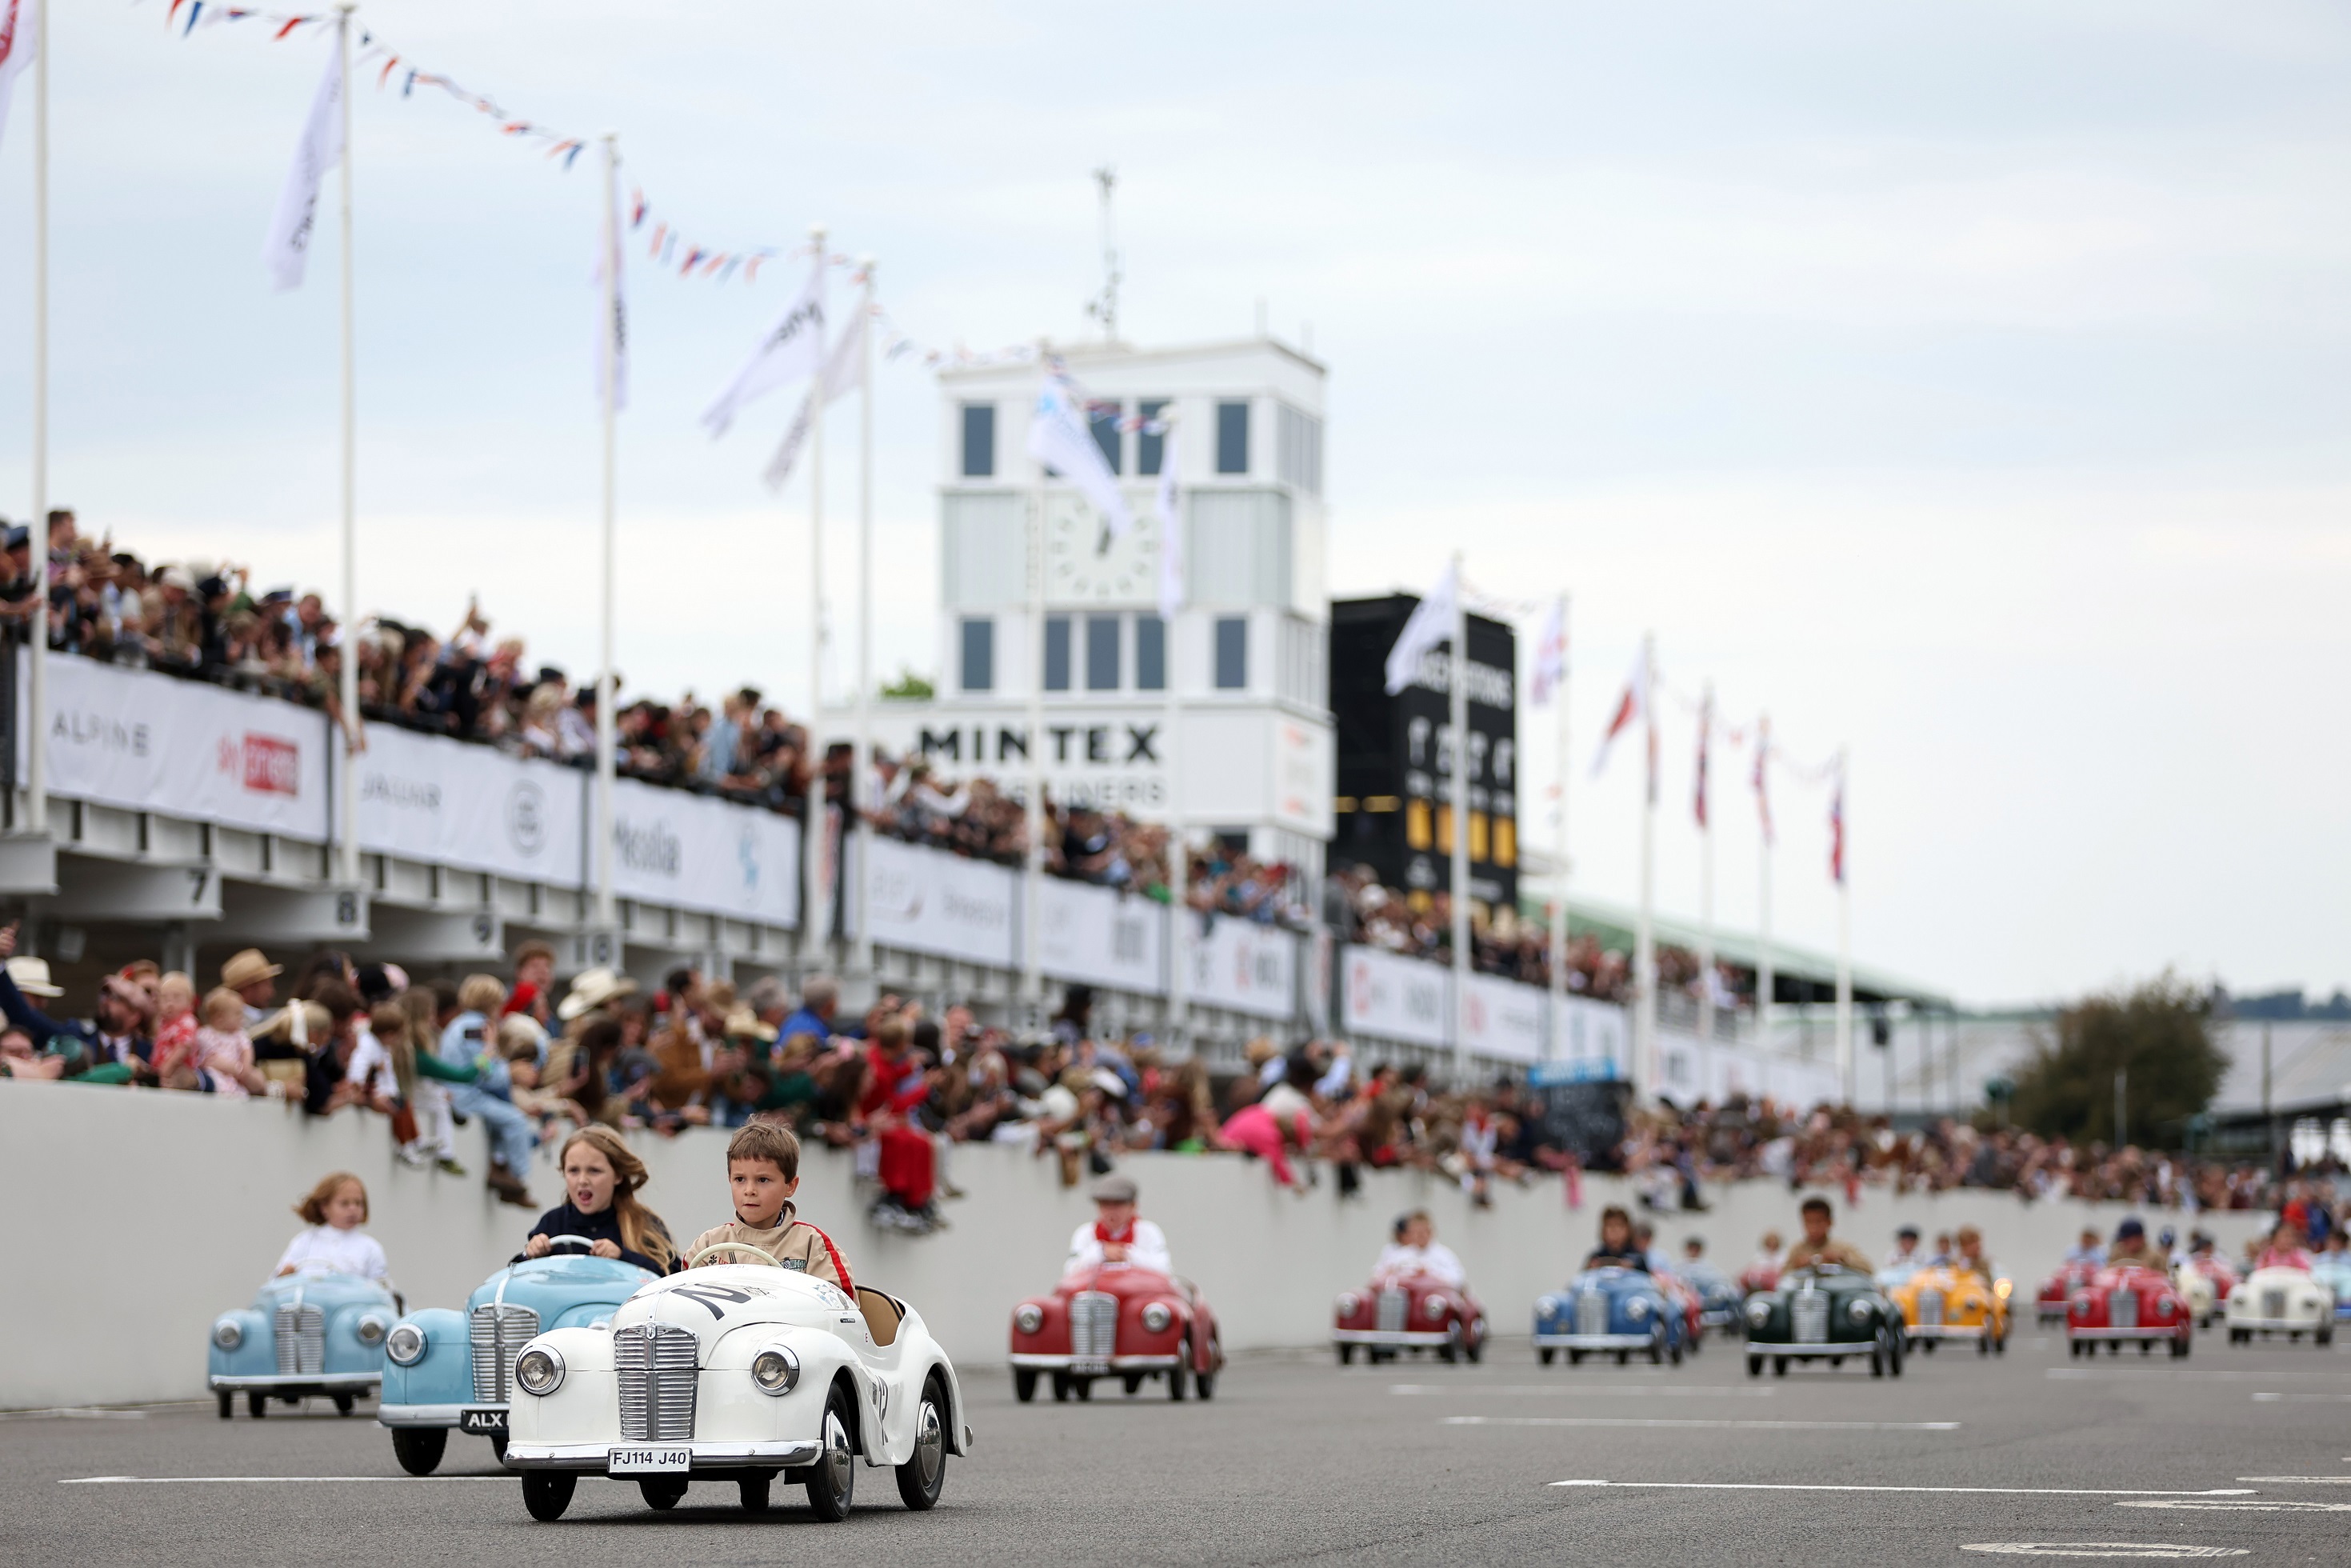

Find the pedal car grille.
[
  {"left": 1917, "top": 1289, "right": 1943, "bottom": 1327},
  {"left": 273, "top": 1304, "right": 325, "bottom": 1377},
  {"left": 1376, "top": 1288, "right": 1409, "bottom": 1334},
  {"left": 2264, "top": 1287, "right": 2286, "bottom": 1320},
  {"left": 1070, "top": 1291, "right": 1119, "bottom": 1359},
  {"left": 2109, "top": 1290, "right": 2137, "bottom": 1330},
  {"left": 469, "top": 1304, "right": 542, "bottom": 1403},
  {"left": 1792, "top": 1292, "right": 1829, "bottom": 1343},
  {"left": 1577, "top": 1291, "right": 1609, "bottom": 1337},
  {"left": 614, "top": 1323, "right": 698, "bottom": 1442}
]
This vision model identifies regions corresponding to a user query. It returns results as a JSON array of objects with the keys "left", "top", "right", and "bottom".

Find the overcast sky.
[{"left": 0, "top": 0, "right": 2345, "bottom": 1007}]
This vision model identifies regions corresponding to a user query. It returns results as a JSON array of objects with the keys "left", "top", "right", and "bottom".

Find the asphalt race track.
[{"left": 5, "top": 1330, "right": 2348, "bottom": 1566}]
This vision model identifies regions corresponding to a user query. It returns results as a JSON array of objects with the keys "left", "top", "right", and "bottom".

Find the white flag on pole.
[
  {"left": 1529, "top": 595, "right": 1567, "bottom": 707},
  {"left": 1589, "top": 641, "right": 1650, "bottom": 778},
  {"left": 761, "top": 306, "right": 865, "bottom": 492},
  {"left": 1155, "top": 426, "right": 1183, "bottom": 622},
  {"left": 261, "top": 24, "right": 347, "bottom": 294},
  {"left": 1026, "top": 375, "right": 1135, "bottom": 538},
  {"left": 702, "top": 258, "right": 826, "bottom": 438},
  {"left": 594, "top": 153, "right": 628, "bottom": 411},
  {"left": 0, "top": 0, "right": 37, "bottom": 157},
  {"left": 1382, "top": 559, "right": 1459, "bottom": 696}
]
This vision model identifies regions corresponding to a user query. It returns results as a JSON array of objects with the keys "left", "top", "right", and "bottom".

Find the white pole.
[
  {"left": 1756, "top": 711, "right": 1774, "bottom": 1058},
  {"left": 1547, "top": 595, "right": 1569, "bottom": 1061},
  {"left": 802, "top": 226, "right": 829, "bottom": 974},
  {"left": 1835, "top": 748, "right": 1854, "bottom": 1105},
  {"left": 1449, "top": 550, "right": 1470, "bottom": 1084},
  {"left": 594, "top": 134, "right": 618, "bottom": 938},
  {"left": 1022, "top": 351, "right": 1050, "bottom": 1013},
  {"left": 1163, "top": 452, "right": 1186, "bottom": 1054},
  {"left": 1633, "top": 630, "right": 1656, "bottom": 1105},
  {"left": 850, "top": 256, "right": 875, "bottom": 982},
  {"left": 25, "top": 0, "right": 47, "bottom": 836},
  {"left": 1697, "top": 680, "right": 1715, "bottom": 1053},
  {"left": 333, "top": 4, "right": 358, "bottom": 887}
]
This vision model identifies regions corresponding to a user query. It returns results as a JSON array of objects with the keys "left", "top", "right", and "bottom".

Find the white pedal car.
[
  {"left": 2225, "top": 1266, "right": 2334, "bottom": 1346},
  {"left": 503, "top": 1243, "right": 974, "bottom": 1522}
]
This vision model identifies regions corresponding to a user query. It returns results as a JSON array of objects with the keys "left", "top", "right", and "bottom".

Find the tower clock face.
[{"left": 1042, "top": 492, "right": 1161, "bottom": 603}]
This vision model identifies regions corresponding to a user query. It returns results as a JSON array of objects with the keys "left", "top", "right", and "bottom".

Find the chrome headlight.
[
  {"left": 751, "top": 1344, "right": 801, "bottom": 1395},
  {"left": 385, "top": 1323, "right": 426, "bottom": 1366},
  {"left": 1014, "top": 1303, "right": 1045, "bottom": 1335},
  {"left": 1423, "top": 1294, "right": 1449, "bottom": 1322},
  {"left": 1745, "top": 1298, "right": 1773, "bottom": 1327},
  {"left": 355, "top": 1313, "right": 390, "bottom": 1346},
  {"left": 1626, "top": 1295, "right": 1650, "bottom": 1320},
  {"left": 1538, "top": 1294, "right": 1564, "bottom": 1317},
  {"left": 211, "top": 1318, "right": 244, "bottom": 1351},
  {"left": 1335, "top": 1292, "right": 1361, "bottom": 1318},
  {"left": 1142, "top": 1302, "right": 1175, "bottom": 1334},
  {"left": 2154, "top": 1296, "right": 2173, "bottom": 1318},
  {"left": 1850, "top": 1299, "right": 1876, "bottom": 1324},
  {"left": 514, "top": 1346, "right": 564, "bottom": 1397},
  {"left": 2072, "top": 1295, "right": 2092, "bottom": 1318}
]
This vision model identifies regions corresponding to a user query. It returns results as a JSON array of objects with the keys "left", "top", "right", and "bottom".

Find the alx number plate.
[
  {"left": 1070, "top": 1358, "right": 1110, "bottom": 1375},
  {"left": 609, "top": 1446, "right": 691, "bottom": 1474},
  {"left": 458, "top": 1407, "right": 507, "bottom": 1434}
]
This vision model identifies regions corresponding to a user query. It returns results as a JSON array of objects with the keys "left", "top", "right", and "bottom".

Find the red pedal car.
[
  {"left": 2037, "top": 1262, "right": 2097, "bottom": 1326},
  {"left": 1332, "top": 1273, "right": 1488, "bottom": 1364},
  {"left": 1010, "top": 1262, "right": 1224, "bottom": 1402},
  {"left": 2065, "top": 1264, "right": 2193, "bottom": 1358}
]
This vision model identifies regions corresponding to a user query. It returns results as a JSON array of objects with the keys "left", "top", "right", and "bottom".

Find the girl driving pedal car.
[{"left": 523, "top": 1126, "right": 678, "bottom": 1274}]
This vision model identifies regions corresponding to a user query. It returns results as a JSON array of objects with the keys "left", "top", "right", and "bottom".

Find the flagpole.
[
  {"left": 1021, "top": 348, "right": 1050, "bottom": 1015},
  {"left": 850, "top": 255, "right": 875, "bottom": 982},
  {"left": 1755, "top": 712, "right": 1773, "bottom": 1057},
  {"left": 594, "top": 132, "right": 618, "bottom": 940},
  {"left": 1546, "top": 595, "right": 1569, "bottom": 1061},
  {"left": 1633, "top": 630, "right": 1656, "bottom": 1106},
  {"left": 802, "top": 225, "right": 828, "bottom": 978},
  {"left": 1162, "top": 457, "right": 1186, "bottom": 1056},
  {"left": 1697, "top": 679, "right": 1715, "bottom": 1052},
  {"left": 1449, "top": 550, "right": 1469, "bottom": 1084},
  {"left": 1835, "top": 750, "right": 1853, "bottom": 1106},
  {"left": 25, "top": 0, "right": 47, "bottom": 838},
  {"left": 333, "top": 2, "right": 358, "bottom": 887}
]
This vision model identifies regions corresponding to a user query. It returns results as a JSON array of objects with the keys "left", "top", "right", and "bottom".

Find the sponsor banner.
[
  {"left": 1340, "top": 946, "right": 1449, "bottom": 1047},
  {"left": 858, "top": 832, "right": 1017, "bottom": 968},
  {"left": 609, "top": 778, "right": 801, "bottom": 928},
  {"left": 25, "top": 654, "right": 330, "bottom": 840},
  {"left": 1038, "top": 877, "right": 1165, "bottom": 994},
  {"left": 1553, "top": 994, "right": 1628, "bottom": 1076},
  {"left": 353, "top": 724, "right": 585, "bottom": 886},
  {"left": 1185, "top": 914, "right": 1297, "bottom": 1021},
  {"left": 1461, "top": 971, "right": 1544, "bottom": 1064}
]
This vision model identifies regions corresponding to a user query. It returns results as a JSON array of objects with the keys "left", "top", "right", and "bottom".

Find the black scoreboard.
[{"left": 1328, "top": 594, "right": 1518, "bottom": 914}]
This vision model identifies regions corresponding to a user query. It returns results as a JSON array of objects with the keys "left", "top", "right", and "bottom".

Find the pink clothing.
[
  {"left": 1221, "top": 1102, "right": 1307, "bottom": 1188},
  {"left": 197, "top": 1026, "right": 255, "bottom": 1099},
  {"left": 2257, "top": 1246, "right": 2313, "bottom": 1272},
  {"left": 152, "top": 1014, "right": 199, "bottom": 1080}
]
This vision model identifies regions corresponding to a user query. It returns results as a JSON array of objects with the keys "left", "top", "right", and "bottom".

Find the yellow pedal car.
[{"left": 1886, "top": 1266, "right": 2010, "bottom": 1355}]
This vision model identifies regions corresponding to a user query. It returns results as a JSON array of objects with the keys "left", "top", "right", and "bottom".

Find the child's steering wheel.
[
  {"left": 687, "top": 1241, "right": 783, "bottom": 1269},
  {"left": 510, "top": 1234, "right": 600, "bottom": 1265}
]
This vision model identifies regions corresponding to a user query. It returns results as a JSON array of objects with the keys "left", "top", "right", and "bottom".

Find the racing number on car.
[{"left": 669, "top": 1282, "right": 770, "bottom": 1319}]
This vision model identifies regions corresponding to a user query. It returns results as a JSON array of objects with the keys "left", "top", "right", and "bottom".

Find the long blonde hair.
[{"left": 561, "top": 1126, "right": 674, "bottom": 1271}]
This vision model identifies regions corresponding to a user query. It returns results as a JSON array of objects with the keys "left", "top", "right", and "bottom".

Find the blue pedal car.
[
  {"left": 378, "top": 1236, "right": 658, "bottom": 1474},
  {"left": 1679, "top": 1261, "right": 1745, "bottom": 1333},
  {"left": 1533, "top": 1266, "right": 1686, "bottom": 1366},
  {"left": 210, "top": 1266, "right": 398, "bottom": 1419}
]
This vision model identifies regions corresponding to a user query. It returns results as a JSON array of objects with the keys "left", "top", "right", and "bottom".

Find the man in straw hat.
[
  {"left": 0, "top": 922, "right": 154, "bottom": 1082},
  {"left": 557, "top": 966, "right": 638, "bottom": 1026},
  {"left": 220, "top": 948, "right": 282, "bottom": 1028}
]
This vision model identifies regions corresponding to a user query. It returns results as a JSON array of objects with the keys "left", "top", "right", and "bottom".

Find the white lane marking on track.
[
  {"left": 1549, "top": 1482, "right": 2254, "bottom": 1497},
  {"left": 1390, "top": 1384, "right": 1776, "bottom": 1398},
  {"left": 1457, "top": 1417, "right": 1959, "bottom": 1430},
  {"left": 2119, "top": 1500, "right": 2351, "bottom": 1512},
  {"left": 2047, "top": 1369, "right": 2351, "bottom": 1383},
  {"left": 1960, "top": 1547, "right": 2246, "bottom": 1559},
  {"left": 2235, "top": 1476, "right": 2351, "bottom": 1484},
  {"left": 61, "top": 1475, "right": 511, "bottom": 1485},
  {"left": 2249, "top": 1391, "right": 2351, "bottom": 1402},
  {"left": 0, "top": 1409, "right": 149, "bottom": 1422}
]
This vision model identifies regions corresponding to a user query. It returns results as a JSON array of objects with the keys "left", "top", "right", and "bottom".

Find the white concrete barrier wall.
[{"left": 0, "top": 1081, "right": 2276, "bottom": 1409}]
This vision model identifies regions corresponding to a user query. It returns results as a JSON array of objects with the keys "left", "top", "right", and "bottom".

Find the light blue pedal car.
[
  {"left": 209, "top": 1266, "right": 398, "bottom": 1420},
  {"left": 379, "top": 1237, "right": 659, "bottom": 1474},
  {"left": 1533, "top": 1265, "right": 1687, "bottom": 1366},
  {"left": 2311, "top": 1254, "right": 2351, "bottom": 1322}
]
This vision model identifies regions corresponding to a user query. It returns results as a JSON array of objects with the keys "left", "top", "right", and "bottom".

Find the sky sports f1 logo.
[{"left": 215, "top": 733, "right": 301, "bottom": 796}]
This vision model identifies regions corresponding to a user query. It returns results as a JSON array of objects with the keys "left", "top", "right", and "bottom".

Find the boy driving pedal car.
[{"left": 685, "top": 1122, "right": 856, "bottom": 1290}]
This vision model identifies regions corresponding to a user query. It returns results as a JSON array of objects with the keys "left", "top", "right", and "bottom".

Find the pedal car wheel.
[
  {"left": 894, "top": 1377, "right": 948, "bottom": 1511},
  {"left": 1194, "top": 1370, "right": 1217, "bottom": 1401},
  {"left": 490, "top": 1434, "right": 509, "bottom": 1465},
  {"left": 216, "top": 1392, "right": 232, "bottom": 1421},
  {"left": 1014, "top": 1368, "right": 1038, "bottom": 1402},
  {"left": 1337, "top": 1344, "right": 1356, "bottom": 1366},
  {"left": 1465, "top": 1324, "right": 1484, "bottom": 1364},
  {"left": 638, "top": 1476, "right": 687, "bottom": 1510},
  {"left": 391, "top": 1428, "right": 447, "bottom": 1476},
  {"left": 1074, "top": 1376, "right": 1094, "bottom": 1401},
  {"left": 1122, "top": 1373, "right": 1143, "bottom": 1396},
  {"left": 739, "top": 1471, "right": 772, "bottom": 1514},
  {"left": 333, "top": 1393, "right": 356, "bottom": 1415},
  {"left": 1438, "top": 1323, "right": 1461, "bottom": 1364},
  {"left": 246, "top": 1393, "right": 268, "bottom": 1419},
  {"left": 1568, "top": 1349, "right": 1585, "bottom": 1366},
  {"left": 1167, "top": 1359, "right": 1189, "bottom": 1402},
  {"left": 1051, "top": 1371, "right": 1073, "bottom": 1402},
  {"left": 1539, "top": 1347, "right": 1556, "bottom": 1365},
  {"left": 1773, "top": 1356, "right": 1789, "bottom": 1377},
  {"left": 805, "top": 1383, "right": 858, "bottom": 1523},
  {"left": 1977, "top": 1334, "right": 1990, "bottom": 1358},
  {"left": 1649, "top": 1325, "right": 1665, "bottom": 1366},
  {"left": 522, "top": 1471, "right": 574, "bottom": 1523},
  {"left": 1747, "top": 1354, "right": 1763, "bottom": 1378}
]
